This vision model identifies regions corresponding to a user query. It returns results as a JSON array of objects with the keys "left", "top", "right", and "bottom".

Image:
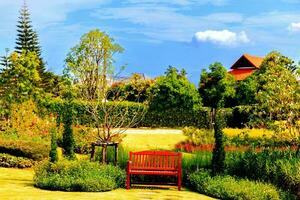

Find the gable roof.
[{"left": 231, "top": 53, "right": 264, "bottom": 69}]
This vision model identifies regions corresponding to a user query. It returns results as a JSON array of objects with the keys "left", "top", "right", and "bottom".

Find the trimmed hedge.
[
  {"left": 0, "top": 153, "right": 34, "bottom": 168},
  {"left": 189, "top": 170, "right": 281, "bottom": 200},
  {"left": 34, "top": 160, "right": 126, "bottom": 192},
  {"left": 141, "top": 107, "right": 210, "bottom": 128},
  {"left": 38, "top": 98, "right": 254, "bottom": 128},
  {"left": 0, "top": 139, "right": 49, "bottom": 161}
]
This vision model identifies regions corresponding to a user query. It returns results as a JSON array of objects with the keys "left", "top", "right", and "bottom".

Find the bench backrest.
[{"left": 129, "top": 150, "right": 182, "bottom": 171}]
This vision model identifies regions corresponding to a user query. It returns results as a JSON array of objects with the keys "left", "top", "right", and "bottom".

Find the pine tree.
[
  {"left": 15, "top": 2, "right": 40, "bottom": 54},
  {"left": 14, "top": 2, "right": 62, "bottom": 94}
]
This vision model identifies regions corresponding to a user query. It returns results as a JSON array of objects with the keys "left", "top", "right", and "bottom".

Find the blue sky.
[{"left": 1, "top": 0, "right": 300, "bottom": 83}]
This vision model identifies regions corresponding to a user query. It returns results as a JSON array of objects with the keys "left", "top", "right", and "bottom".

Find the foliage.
[
  {"left": 182, "top": 127, "right": 214, "bottom": 145},
  {"left": 0, "top": 51, "right": 41, "bottom": 104},
  {"left": 49, "top": 127, "right": 58, "bottom": 163},
  {"left": 34, "top": 160, "right": 126, "bottom": 192},
  {"left": 226, "top": 149, "right": 300, "bottom": 197},
  {"left": 212, "top": 110, "right": 226, "bottom": 174},
  {"left": 0, "top": 100, "right": 56, "bottom": 139},
  {"left": 0, "top": 138, "right": 49, "bottom": 161},
  {"left": 236, "top": 76, "right": 258, "bottom": 105},
  {"left": 108, "top": 73, "right": 154, "bottom": 102},
  {"left": 199, "top": 62, "right": 236, "bottom": 108},
  {"left": 65, "top": 29, "right": 124, "bottom": 100},
  {"left": 255, "top": 51, "right": 300, "bottom": 124},
  {"left": 141, "top": 107, "right": 210, "bottom": 128},
  {"left": 0, "top": 153, "right": 34, "bottom": 168},
  {"left": 189, "top": 169, "right": 281, "bottom": 200},
  {"left": 149, "top": 66, "right": 201, "bottom": 111}
]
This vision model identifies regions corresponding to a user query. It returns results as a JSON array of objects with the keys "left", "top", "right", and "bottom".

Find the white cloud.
[
  {"left": 194, "top": 30, "right": 249, "bottom": 46},
  {"left": 288, "top": 22, "right": 300, "bottom": 32}
]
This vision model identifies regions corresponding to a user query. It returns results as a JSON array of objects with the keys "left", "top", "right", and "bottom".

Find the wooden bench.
[{"left": 126, "top": 150, "right": 182, "bottom": 190}]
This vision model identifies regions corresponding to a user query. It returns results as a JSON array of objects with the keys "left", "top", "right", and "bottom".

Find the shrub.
[
  {"left": 0, "top": 139, "right": 49, "bottom": 161},
  {"left": 226, "top": 149, "right": 300, "bottom": 197},
  {"left": 34, "top": 160, "right": 126, "bottom": 192},
  {"left": 0, "top": 153, "right": 34, "bottom": 168},
  {"left": 1, "top": 100, "right": 56, "bottom": 140},
  {"left": 182, "top": 127, "right": 214, "bottom": 145},
  {"left": 49, "top": 127, "right": 58, "bottom": 163},
  {"left": 189, "top": 170, "right": 281, "bottom": 200}
]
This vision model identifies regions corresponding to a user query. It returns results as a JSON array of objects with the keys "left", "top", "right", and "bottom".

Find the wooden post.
[
  {"left": 90, "top": 144, "right": 95, "bottom": 161},
  {"left": 102, "top": 143, "right": 107, "bottom": 164},
  {"left": 114, "top": 143, "right": 118, "bottom": 166}
]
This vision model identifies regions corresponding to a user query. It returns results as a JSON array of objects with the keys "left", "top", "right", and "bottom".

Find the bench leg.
[
  {"left": 126, "top": 174, "right": 130, "bottom": 190},
  {"left": 178, "top": 175, "right": 181, "bottom": 191}
]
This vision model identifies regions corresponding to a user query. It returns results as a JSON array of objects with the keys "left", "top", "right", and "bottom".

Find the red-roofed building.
[{"left": 229, "top": 54, "right": 264, "bottom": 81}]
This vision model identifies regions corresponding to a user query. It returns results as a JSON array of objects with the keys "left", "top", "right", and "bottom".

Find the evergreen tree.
[
  {"left": 14, "top": 2, "right": 63, "bottom": 95},
  {"left": 62, "top": 93, "right": 75, "bottom": 160},
  {"left": 0, "top": 48, "right": 10, "bottom": 71},
  {"left": 212, "top": 110, "right": 226, "bottom": 175},
  {"left": 15, "top": 2, "right": 40, "bottom": 54}
]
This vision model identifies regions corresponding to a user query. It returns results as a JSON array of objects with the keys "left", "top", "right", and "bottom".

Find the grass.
[
  {"left": 0, "top": 167, "right": 215, "bottom": 200},
  {"left": 122, "top": 131, "right": 186, "bottom": 151}
]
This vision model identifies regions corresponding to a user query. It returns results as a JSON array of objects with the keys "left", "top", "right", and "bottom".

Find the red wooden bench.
[{"left": 126, "top": 150, "right": 182, "bottom": 190}]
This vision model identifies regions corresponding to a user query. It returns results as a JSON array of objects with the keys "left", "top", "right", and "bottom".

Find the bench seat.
[{"left": 126, "top": 150, "right": 182, "bottom": 190}]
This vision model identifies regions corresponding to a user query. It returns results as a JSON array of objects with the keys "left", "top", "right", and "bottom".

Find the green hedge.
[
  {"left": 34, "top": 160, "right": 126, "bottom": 192},
  {"left": 38, "top": 98, "right": 254, "bottom": 128},
  {"left": 141, "top": 107, "right": 210, "bottom": 128},
  {"left": 189, "top": 170, "right": 282, "bottom": 200},
  {"left": 0, "top": 139, "right": 49, "bottom": 161},
  {"left": 0, "top": 153, "right": 34, "bottom": 168}
]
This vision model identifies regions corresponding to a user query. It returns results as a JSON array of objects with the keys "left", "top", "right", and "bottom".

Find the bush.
[
  {"left": 0, "top": 153, "right": 34, "bottom": 168},
  {"left": 189, "top": 170, "right": 281, "bottom": 200},
  {"left": 0, "top": 139, "right": 49, "bottom": 161},
  {"left": 34, "top": 160, "right": 126, "bottom": 192},
  {"left": 182, "top": 127, "right": 214, "bottom": 145},
  {"left": 226, "top": 149, "right": 300, "bottom": 197}
]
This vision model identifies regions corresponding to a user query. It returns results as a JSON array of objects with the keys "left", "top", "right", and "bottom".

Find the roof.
[
  {"left": 231, "top": 54, "right": 264, "bottom": 69},
  {"left": 229, "top": 68, "right": 256, "bottom": 81}
]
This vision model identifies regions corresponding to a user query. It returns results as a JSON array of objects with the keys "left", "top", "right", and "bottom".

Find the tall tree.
[
  {"left": 15, "top": 2, "right": 59, "bottom": 92},
  {"left": 15, "top": 2, "right": 40, "bottom": 55},
  {"left": 66, "top": 29, "right": 145, "bottom": 164}
]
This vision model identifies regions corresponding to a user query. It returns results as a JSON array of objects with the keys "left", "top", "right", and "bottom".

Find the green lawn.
[
  {"left": 122, "top": 129, "right": 185, "bottom": 151},
  {"left": 0, "top": 167, "right": 215, "bottom": 200}
]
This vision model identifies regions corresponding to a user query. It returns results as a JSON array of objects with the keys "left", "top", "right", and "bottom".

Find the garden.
[{"left": 0, "top": 3, "right": 300, "bottom": 200}]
